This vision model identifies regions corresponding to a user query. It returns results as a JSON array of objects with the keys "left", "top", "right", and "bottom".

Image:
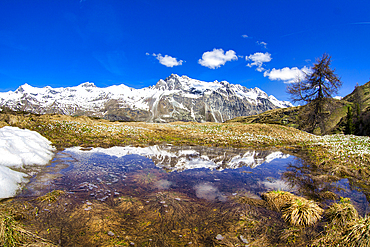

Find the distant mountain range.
[{"left": 0, "top": 74, "right": 292, "bottom": 122}]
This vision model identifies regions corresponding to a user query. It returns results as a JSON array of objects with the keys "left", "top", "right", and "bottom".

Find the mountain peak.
[
  {"left": 15, "top": 83, "right": 33, "bottom": 93},
  {"left": 154, "top": 74, "right": 189, "bottom": 90},
  {"left": 166, "top": 74, "right": 181, "bottom": 80},
  {"left": 78, "top": 82, "right": 96, "bottom": 88}
]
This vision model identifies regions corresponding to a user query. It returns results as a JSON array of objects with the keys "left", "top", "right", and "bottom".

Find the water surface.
[
  {"left": 16, "top": 145, "right": 370, "bottom": 246},
  {"left": 24, "top": 145, "right": 297, "bottom": 201}
]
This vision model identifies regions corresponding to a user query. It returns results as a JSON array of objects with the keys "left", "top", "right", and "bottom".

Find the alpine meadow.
[{"left": 1, "top": 1, "right": 370, "bottom": 246}]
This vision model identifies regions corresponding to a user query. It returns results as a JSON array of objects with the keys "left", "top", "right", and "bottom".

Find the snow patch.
[{"left": 0, "top": 126, "right": 55, "bottom": 199}]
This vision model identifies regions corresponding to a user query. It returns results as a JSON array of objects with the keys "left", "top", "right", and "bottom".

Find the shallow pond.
[
  {"left": 25, "top": 145, "right": 296, "bottom": 200},
  {"left": 15, "top": 145, "right": 370, "bottom": 246}
]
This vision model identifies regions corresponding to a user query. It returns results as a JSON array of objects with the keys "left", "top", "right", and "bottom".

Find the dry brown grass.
[
  {"left": 282, "top": 197, "right": 323, "bottom": 227},
  {"left": 0, "top": 111, "right": 316, "bottom": 150},
  {"left": 261, "top": 190, "right": 296, "bottom": 211},
  {"left": 326, "top": 197, "right": 359, "bottom": 227},
  {"left": 312, "top": 198, "right": 361, "bottom": 247},
  {"left": 36, "top": 190, "right": 65, "bottom": 203},
  {"left": 342, "top": 216, "right": 370, "bottom": 247},
  {"left": 0, "top": 208, "right": 57, "bottom": 247}
]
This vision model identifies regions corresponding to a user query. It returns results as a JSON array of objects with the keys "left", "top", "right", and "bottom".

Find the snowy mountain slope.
[{"left": 0, "top": 74, "right": 293, "bottom": 122}]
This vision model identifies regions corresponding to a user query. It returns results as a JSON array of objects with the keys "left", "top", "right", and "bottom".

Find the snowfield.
[{"left": 0, "top": 126, "right": 55, "bottom": 199}]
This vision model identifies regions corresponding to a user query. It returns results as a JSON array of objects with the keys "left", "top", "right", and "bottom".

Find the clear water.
[
  {"left": 23, "top": 146, "right": 297, "bottom": 201},
  {"left": 21, "top": 145, "right": 369, "bottom": 213}
]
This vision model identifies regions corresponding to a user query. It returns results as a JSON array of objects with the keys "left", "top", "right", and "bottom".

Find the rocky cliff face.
[{"left": 0, "top": 74, "right": 292, "bottom": 122}]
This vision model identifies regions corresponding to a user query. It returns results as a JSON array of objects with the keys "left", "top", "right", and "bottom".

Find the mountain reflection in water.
[
  {"left": 24, "top": 145, "right": 294, "bottom": 201},
  {"left": 66, "top": 145, "right": 291, "bottom": 171},
  {"left": 23, "top": 145, "right": 369, "bottom": 213}
]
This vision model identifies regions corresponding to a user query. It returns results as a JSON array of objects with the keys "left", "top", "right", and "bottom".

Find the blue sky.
[{"left": 0, "top": 0, "right": 369, "bottom": 101}]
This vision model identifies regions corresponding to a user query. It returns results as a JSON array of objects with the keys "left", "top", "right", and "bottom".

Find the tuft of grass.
[
  {"left": 326, "top": 197, "right": 359, "bottom": 227},
  {"left": 261, "top": 190, "right": 295, "bottom": 211},
  {"left": 282, "top": 198, "right": 323, "bottom": 227},
  {"left": 312, "top": 199, "right": 361, "bottom": 247}
]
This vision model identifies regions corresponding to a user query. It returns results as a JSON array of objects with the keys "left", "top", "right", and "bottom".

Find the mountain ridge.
[{"left": 0, "top": 74, "right": 292, "bottom": 123}]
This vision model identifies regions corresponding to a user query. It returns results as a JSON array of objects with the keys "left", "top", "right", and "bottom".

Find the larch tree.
[{"left": 287, "top": 53, "right": 342, "bottom": 133}]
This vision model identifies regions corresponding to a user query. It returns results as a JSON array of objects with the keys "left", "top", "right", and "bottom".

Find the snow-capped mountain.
[{"left": 0, "top": 74, "right": 292, "bottom": 122}]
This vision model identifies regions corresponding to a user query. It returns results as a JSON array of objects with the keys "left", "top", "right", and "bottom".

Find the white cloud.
[
  {"left": 198, "top": 48, "right": 238, "bottom": 69},
  {"left": 242, "top": 34, "right": 249, "bottom": 38},
  {"left": 152, "top": 53, "right": 183, "bottom": 67},
  {"left": 256, "top": 41, "right": 267, "bottom": 49},
  {"left": 263, "top": 66, "right": 312, "bottom": 84},
  {"left": 246, "top": 52, "right": 272, "bottom": 72}
]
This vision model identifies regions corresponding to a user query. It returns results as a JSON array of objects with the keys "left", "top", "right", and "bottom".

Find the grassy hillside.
[
  {"left": 343, "top": 81, "right": 370, "bottom": 135},
  {"left": 226, "top": 106, "right": 302, "bottom": 128},
  {"left": 227, "top": 81, "right": 370, "bottom": 135},
  {"left": 227, "top": 98, "right": 351, "bottom": 135}
]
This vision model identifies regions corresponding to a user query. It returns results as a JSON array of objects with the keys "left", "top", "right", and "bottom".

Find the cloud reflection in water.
[{"left": 194, "top": 182, "right": 227, "bottom": 201}]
